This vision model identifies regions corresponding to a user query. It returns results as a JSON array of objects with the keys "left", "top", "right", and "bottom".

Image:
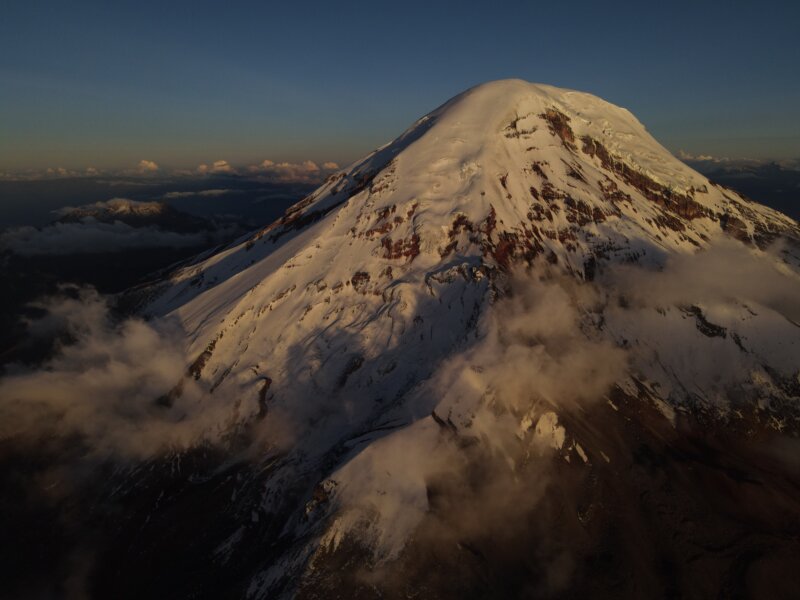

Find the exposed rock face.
[{"left": 53, "top": 81, "right": 800, "bottom": 598}]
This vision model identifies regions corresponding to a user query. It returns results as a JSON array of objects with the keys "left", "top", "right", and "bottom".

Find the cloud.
[
  {"left": 162, "top": 188, "right": 239, "bottom": 199},
  {"left": 0, "top": 167, "right": 111, "bottom": 181},
  {"left": 197, "top": 160, "right": 236, "bottom": 175},
  {"left": 0, "top": 196, "right": 245, "bottom": 255},
  {"left": 48, "top": 167, "right": 73, "bottom": 177},
  {"left": 0, "top": 288, "right": 242, "bottom": 459},
  {"left": 677, "top": 150, "right": 723, "bottom": 162},
  {"left": 137, "top": 159, "right": 159, "bottom": 173},
  {"left": 0, "top": 162, "right": 156, "bottom": 181},
  {"left": 246, "top": 159, "right": 338, "bottom": 182},
  {"left": 590, "top": 238, "right": 800, "bottom": 428},
  {"left": 678, "top": 154, "right": 800, "bottom": 176},
  {"left": 607, "top": 239, "right": 800, "bottom": 323},
  {"left": 324, "top": 272, "right": 628, "bottom": 563},
  {"left": 0, "top": 220, "right": 235, "bottom": 256},
  {"left": 0, "top": 159, "right": 343, "bottom": 182}
]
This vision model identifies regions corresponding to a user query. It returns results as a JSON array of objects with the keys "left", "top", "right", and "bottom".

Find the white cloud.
[
  {"left": 162, "top": 188, "right": 239, "bottom": 199},
  {"left": 246, "top": 158, "right": 339, "bottom": 182},
  {"left": 0, "top": 220, "right": 235, "bottom": 256},
  {"left": 45, "top": 166, "right": 78, "bottom": 178},
  {"left": 0, "top": 289, "right": 236, "bottom": 458},
  {"left": 676, "top": 150, "right": 732, "bottom": 163},
  {"left": 0, "top": 159, "right": 342, "bottom": 182},
  {"left": 0, "top": 167, "right": 106, "bottom": 181},
  {"left": 137, "top": 159, "right": 160, "bottom": 173},
  {"left": 197, "top": 160, "right": 235, "bottom": 175},
  {"left": 608, "top": 239, "right": 800, "bottom": 324}
]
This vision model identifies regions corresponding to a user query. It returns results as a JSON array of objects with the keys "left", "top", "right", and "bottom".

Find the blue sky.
[{"left": 2, "top": 0, "right": 799, "bottom": 172}]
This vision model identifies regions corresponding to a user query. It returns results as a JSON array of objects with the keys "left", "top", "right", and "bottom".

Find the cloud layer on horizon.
[
  {"left": 246, "top": 159, "right": 340, "bottom": 183},
  {"left": 0, "top": 158, "right": 343, "bottom": 183},
  {"left": 0, "top": 197, "right": 242, "bottom": 256},
  {"left": 137, "top": 159, "right": 160, "bottom": 173},
  {"left": 0, "top": 221, "right": 236, "bottom": 256}
]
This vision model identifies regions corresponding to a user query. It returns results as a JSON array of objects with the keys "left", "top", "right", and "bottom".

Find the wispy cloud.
[
  {"left": 0, "top": 158, "right": 343, "bottom": 182},
  {"left": 0, "top": 197, "right": 240, "bottom": 255},
  {"left": 676, "top": 151, "right": 800, "bottom": 175},
  {"left": 677, "top": 150, "right": 723, "bottom": 162},
  {"left": 0, "top": 289, "right": 223, "bottom": 458},
  {"left": 162, "top": 188, "right": 240, "bottom": 199},
  {"left": 0, "top": 221, "right": 229, "bottom": 255}
]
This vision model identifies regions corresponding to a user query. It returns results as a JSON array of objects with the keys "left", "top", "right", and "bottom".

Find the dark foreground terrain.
[{"left": 1, "top": 384, "right": 798, "bottom": 599}]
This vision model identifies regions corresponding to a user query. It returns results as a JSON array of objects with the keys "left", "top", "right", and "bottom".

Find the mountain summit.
[
  {"left": 114, "top": 81, "right": 800, "bottom": 597},
  {"left": 146, "top": 78, "right": 796, "bottom": 315}
]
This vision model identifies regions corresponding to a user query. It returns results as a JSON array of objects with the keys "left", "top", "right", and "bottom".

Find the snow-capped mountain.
[
  {"left": 56, "top": 198, "right": 215, "bottom": 232},
  {"left": 109, "top": 80, "right": 800, "bottom": 597}
]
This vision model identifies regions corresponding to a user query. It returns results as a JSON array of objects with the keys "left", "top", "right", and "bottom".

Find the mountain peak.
[
  {"left": 142, "top": 81, "right": 797, "bottom": 323},
  {"left": 102, "top": 82, "right": 800, "bottom": 597}
]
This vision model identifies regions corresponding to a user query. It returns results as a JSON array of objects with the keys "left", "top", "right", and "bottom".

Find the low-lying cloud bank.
[
  {"left": 0, "top": 220, "right": 236, "bottom": 256},
  {"left": 0, "top": 197, "right": 242, "bottom": 255},
  {"left": 0, "top": 158, "right": 342, "bottom": 183},
  {"left": 676, "top": 150, "right": 800, "bottom": 169},
  {"left": 162, "top": 188, "right": 241, "bottom": 199},
  {"left": 0, "top": 289, "right": 238, "bottom": 458},
  {"left": 247, "top": 159, "right": 340, "bottom": 183},
  {"left": 609, "top": 240, "right": 800, "bottom": 323}
]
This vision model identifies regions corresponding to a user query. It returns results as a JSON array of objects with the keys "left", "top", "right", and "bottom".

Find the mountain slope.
[{"left": 112, "top": 80, "right": 800, "bottom": 598}]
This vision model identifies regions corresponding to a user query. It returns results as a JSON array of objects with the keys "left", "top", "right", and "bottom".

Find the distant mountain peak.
[
  {"left": 57, "top": 197, "right": 168, "bottom": 220},
  {"left": 56, "top": 197, "right": 214, "bottom": 232}
]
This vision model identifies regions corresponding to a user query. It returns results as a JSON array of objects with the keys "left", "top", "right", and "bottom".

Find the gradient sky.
[{"left": 2, "top": 0, "right": 799, "bottom": 172}]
